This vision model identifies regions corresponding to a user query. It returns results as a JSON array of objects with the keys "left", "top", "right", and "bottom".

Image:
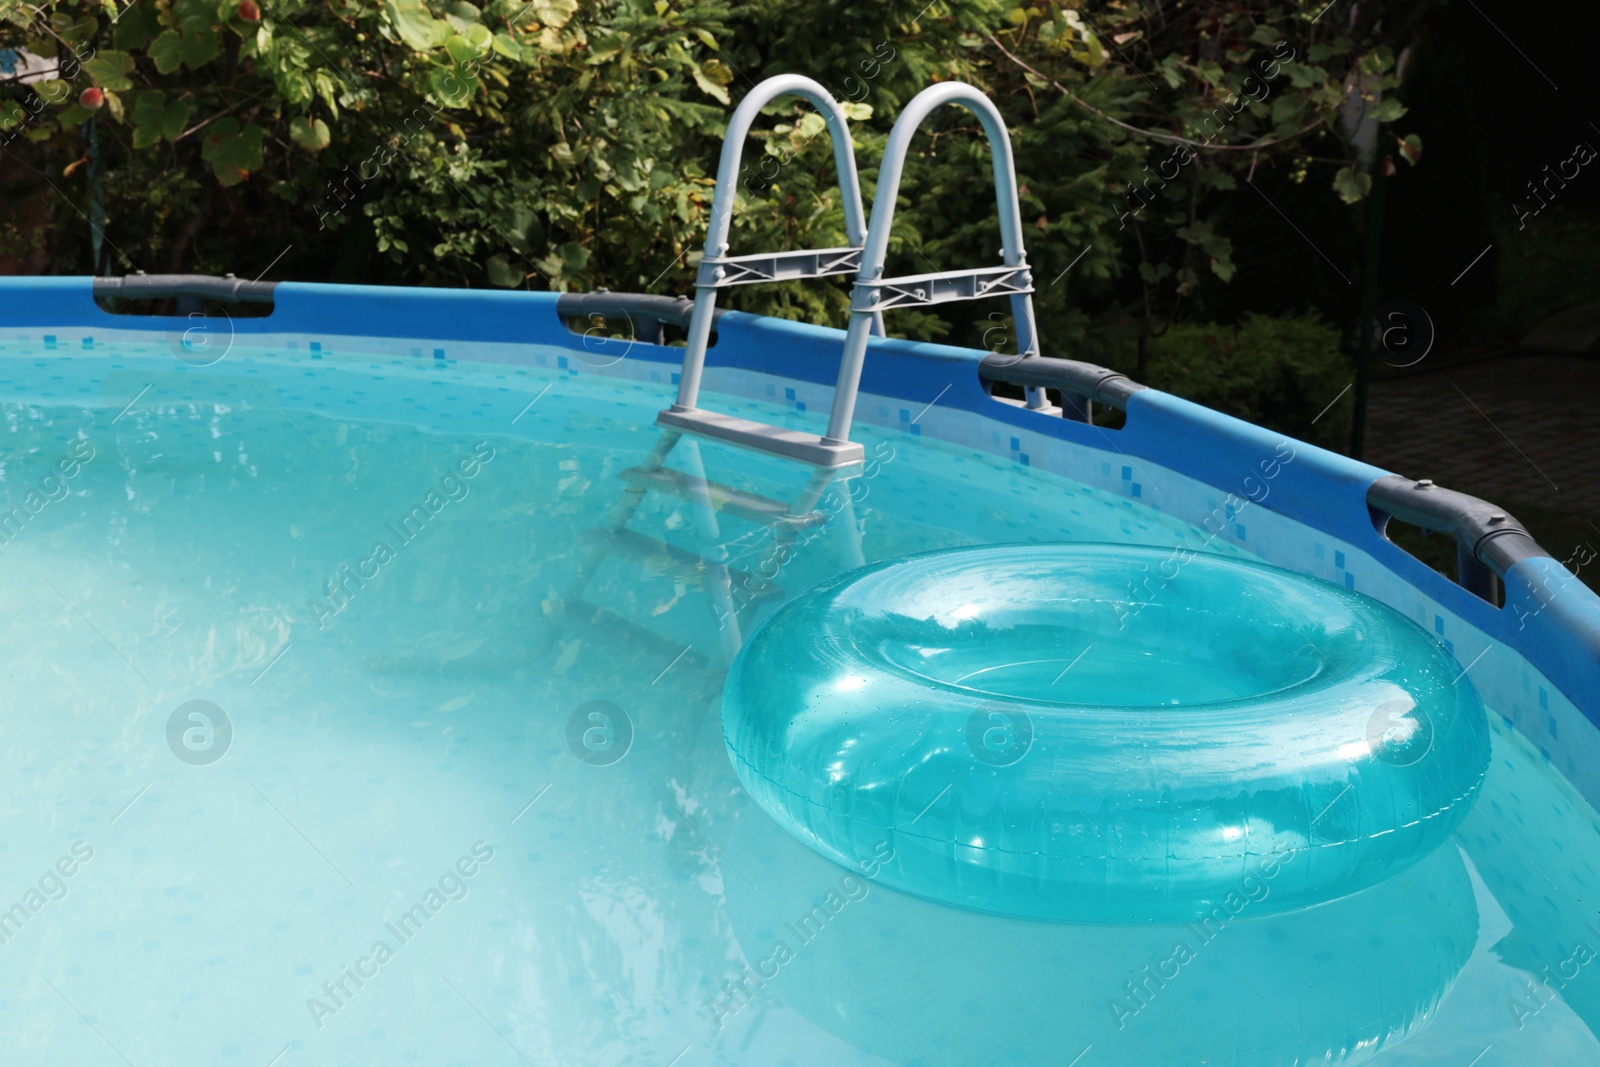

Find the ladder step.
[
  {"left": 591, "top": 528, "right": 788, "bottom": 603},
  {"left": 656, "top": 408, "right": 865, "bottom": 468},
  {"left": 619, "top": 466, "right": 830, "bottom": 528}
]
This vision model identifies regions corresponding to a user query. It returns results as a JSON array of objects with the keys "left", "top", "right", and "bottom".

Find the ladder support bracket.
[
  {"left": 851, "top": 264, "right": 1034, "bottom": 312},
  {"left": 697, "top": 247, "right": 864, "bottom": 288}
]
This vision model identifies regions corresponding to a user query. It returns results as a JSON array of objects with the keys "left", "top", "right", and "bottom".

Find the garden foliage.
[{"left": 0, "top": 0, "right": 1424, "bottom": 381}]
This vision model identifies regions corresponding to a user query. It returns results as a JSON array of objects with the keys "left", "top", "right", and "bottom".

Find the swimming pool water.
[{"left": 1, "top": 334, "right": 1598, "bottom": 1065}]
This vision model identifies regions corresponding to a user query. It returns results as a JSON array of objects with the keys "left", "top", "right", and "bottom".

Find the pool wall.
[{"left": 4, "top": 276, "right": 1598, "bottom": 801}]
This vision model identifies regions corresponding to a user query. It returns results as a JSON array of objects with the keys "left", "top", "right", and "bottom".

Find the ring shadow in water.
[{"left": 692, "top": 714, "right": 1478, "bottom": 1066}]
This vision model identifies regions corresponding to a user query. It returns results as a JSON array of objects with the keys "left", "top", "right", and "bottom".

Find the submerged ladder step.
[
  {"left": 656, "top": 407, "right": 865, "bottom": 467},
  {"left": 618, "top": 466, "right": 831, "bottom": 528},
  {"left": 589, "top": 528, "right": 788, "bottom": 603}
]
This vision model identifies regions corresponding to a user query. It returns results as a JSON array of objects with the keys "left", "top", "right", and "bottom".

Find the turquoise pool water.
[{"left": 1, "top": 335, "right": 1599, "bottom": 1065}]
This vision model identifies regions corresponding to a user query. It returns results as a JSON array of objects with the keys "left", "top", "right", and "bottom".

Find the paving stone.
[{"left": 1366, "top": 354, "right": 1599, "bottom": 524}]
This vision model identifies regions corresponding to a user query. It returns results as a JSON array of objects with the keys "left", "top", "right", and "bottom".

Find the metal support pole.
[{"left": 1352, "top": 163, "right": 1388, "bottom": 460}]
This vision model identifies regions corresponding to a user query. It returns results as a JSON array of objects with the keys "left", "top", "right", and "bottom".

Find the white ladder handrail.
[
  {"left": 674, "top": 74, "right": 876, "bottom": 416},
  {"left": 825, "top": 81, "right": 1046, "bottom": 444}
]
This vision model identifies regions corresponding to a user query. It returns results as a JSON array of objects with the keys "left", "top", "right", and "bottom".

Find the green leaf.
[
  {"left": 462, "top": 22, "right": 492, "bottom": 53},
  {"left": 202, "top": 120, "right": 266, "bottom": 185},
  {"left": 130, "top": 91, "right": 190, "bottom": 147},
  {"left": 427, "top": 64, "right": 478, "bottom": 106},
  {"left": 559, "top": 242, "right": 589, "bottom": 271},
  {"left": 173, "top": 0, "right": 216, "bottom": 33},
  {"left": 84, "top": 50, "right": 135, "bottom": 91},
  {"left": 386, "top": 0, "right": 448, "bottom": 51},
  {"left": 130, "top": 122, "right": 163, "bottom": 149},
  {"left": 486, "top": 253, "right": 524, "bottom": 287},
  {"left": 692, "top": 64, "right": 729, "bottom": 105},
  {"left": 30, "top": 79, "right": 71, "bottom": 105},
  {"left": 1370, "top": 98, "right": 1406, "bottom": 123},
  {"left": 129, "top": 92, "right": 163, "bottom": 122},
  {"left": 444, "top": 34, "right": 476, "bottom": 65},
  {"left": 510, "top": 206, "right": 544, "bottom": 248},
  {"left": 1398, "top": 133, "right": 1423, "bottom": 166},
  {"left": 113, "top": 4, "right": 158, "bottom": 50},
  {"left": 283, "top": 71, "right": 314, "bottom": 107},
  {"left": 1286, "top": 63, "right": 1321, "bottom": 89},
  {"left": 163, "top": 100, "right": 190, "bottom": 140},
  {"left": 57, "top": 102, "right": 94, "bottom": 130},
  {"left": 532, "top": 0, "right": 577, "bottom": 28},
  {"left": 1081, "top": 33, "right": 1105, "bottom": 68},
  {"left": 57, "top": 14, "right": 99, "bottom": 43},
  {"left": 1333, "top": 163, "right": 1372, "bottom": 204},
  {"left": 289, "top": 115, "right": 331, "bottom": 152},
  {"left": 315, "top": 72, "right": 341, "bottom": 116},
  {"left": 491, "top": 31, "right": 522, "bottom": 59},
  {"left": 180, "top": 27, "right": 221, "bottom": 68},
  {"left": 150, "top": 30, "right": 184, "bottom": 73}
]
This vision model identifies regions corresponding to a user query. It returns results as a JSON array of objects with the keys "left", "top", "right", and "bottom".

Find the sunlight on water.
[{"left": 0, "top": 338, "right": 1596, "bottom": 1065}]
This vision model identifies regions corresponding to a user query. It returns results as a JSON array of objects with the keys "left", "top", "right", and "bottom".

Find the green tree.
[{"left": 0, "top": 0, "right": 1426, "bottom": 364}]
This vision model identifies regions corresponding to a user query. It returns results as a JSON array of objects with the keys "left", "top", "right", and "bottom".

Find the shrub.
[{"left": 1142, "top": 312, "right": 1352, "bottom": 451}]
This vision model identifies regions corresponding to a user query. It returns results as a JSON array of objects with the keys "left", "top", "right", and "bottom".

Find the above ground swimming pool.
[{"left": 1, "top": 275, "right": 1598, "bottom": 1067}]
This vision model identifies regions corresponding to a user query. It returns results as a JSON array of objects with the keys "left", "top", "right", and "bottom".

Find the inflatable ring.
[{"left": 722, "top": 543, "right": 1490, "bottom": 922}]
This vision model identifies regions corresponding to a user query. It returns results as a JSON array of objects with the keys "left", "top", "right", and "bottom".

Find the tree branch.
[{"left": 985, "top": 33, "right": 1323, "bottom": 152}]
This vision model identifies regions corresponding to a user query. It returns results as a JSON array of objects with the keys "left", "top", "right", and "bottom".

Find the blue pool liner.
[{"left": 2, "top": 276, "right": 1595, "bottom": 738}]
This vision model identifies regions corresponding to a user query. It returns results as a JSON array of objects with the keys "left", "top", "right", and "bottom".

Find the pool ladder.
[
  {"left": 567, "top": 431, "right": 865, "bottom": 666},
  {"left": 660, "top": 74, "right": 1053, "bottom": 470},
  {"left": 563, "top": 77, "right": 1047, "bottom": 667},
  {"left": 555, "top": 76, "right": 877, "bottom": 665}
]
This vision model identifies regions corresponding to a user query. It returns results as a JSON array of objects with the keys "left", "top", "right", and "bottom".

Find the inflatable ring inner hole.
[{"left": 853, "top": 556, "right": 1350, "bottom": 709}]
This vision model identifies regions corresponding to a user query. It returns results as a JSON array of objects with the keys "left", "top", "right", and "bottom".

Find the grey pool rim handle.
[
  {"left": 555, "top": 290, "right": 721, "bottom": 347},
  {"left": 94, "top": 273, "right": 277, "bottom": 305},
  {"left": 82, "top": 275, "right": 1556, "bottom": 593},
  {"left": 1366, "top": 474, "right": 1546, "bottom": 596}
]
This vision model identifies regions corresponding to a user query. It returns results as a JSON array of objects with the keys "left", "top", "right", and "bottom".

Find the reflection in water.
[
  {"left": 1455, "top": 718, "right": 1600, "bottom": 1042},
  {"left": 560, "top": 430, "right": 875, "bottom": 669},
  {"left": 693, "top": 707, "right": 1478, "bottom": 1065}
]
